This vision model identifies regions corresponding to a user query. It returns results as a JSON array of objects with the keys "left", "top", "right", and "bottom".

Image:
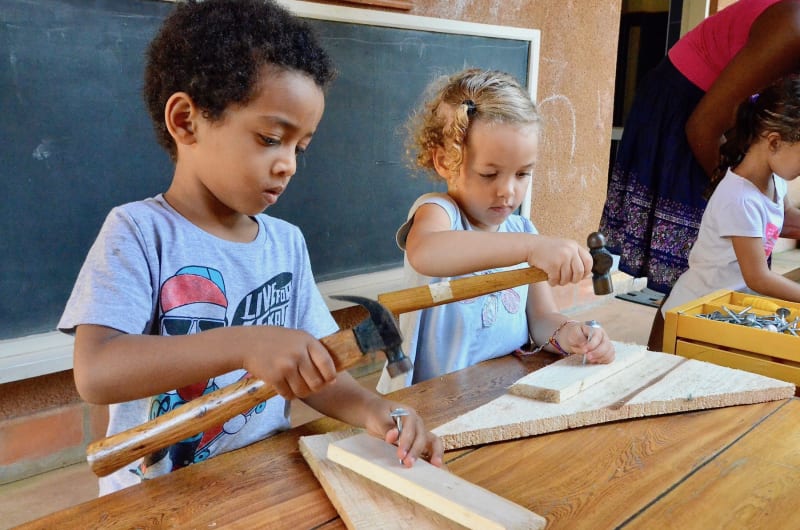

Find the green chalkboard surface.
[{"left": 0, "top": 0, "right": 530, "bottom": 339}]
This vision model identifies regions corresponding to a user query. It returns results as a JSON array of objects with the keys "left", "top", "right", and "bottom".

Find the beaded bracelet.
[{"left": 515, "top": 319, "right": 578, "bottom": 356}]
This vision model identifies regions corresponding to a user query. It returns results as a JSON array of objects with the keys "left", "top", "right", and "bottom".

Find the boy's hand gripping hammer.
[{"left": 86, "top": 295, "right": 410, "bottom": 477}]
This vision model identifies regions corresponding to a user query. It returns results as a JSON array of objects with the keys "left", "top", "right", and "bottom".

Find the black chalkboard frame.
[{"left": 0, "top": 0, "right": 539, "bottom": 380}]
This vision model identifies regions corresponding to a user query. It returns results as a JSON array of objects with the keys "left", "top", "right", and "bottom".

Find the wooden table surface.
[{"left": 20, "top": 352, "right": 799, "bottom": 529}]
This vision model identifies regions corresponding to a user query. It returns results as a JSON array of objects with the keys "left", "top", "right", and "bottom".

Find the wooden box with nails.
[{"left": 662, "top": 289, "right": 800, "bottom": 387}]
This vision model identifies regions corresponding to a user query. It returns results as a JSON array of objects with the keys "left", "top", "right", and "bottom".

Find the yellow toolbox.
[{"left": 663, "top": 289, "right": 800, "bottom": 386}]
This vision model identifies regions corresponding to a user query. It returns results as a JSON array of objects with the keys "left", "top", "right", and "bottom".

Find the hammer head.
[
  {"left": 587, "top": 232, "right": 614, "bottom": 296},
  {"left": 330, "top": 294, "right": 413, "bottom": 378}
]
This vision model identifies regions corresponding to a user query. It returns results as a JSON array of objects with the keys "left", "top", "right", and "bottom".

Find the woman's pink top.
[{"left": 668, "top": 0, "right": 780, "bottom": 91}]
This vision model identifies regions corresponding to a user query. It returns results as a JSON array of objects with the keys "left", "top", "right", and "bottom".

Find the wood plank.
[
  {"left": 299, "top": 430, "right": 463, "bottom": 529},
  {"left": 625, "top": 399, "right": 800, "bottom": 529},
  {"left": 326, "top": 433, "right": 546, "bottom": 530},
  {"left": 434, "top": 344, "right": 795, "bottom": 450},
  {"left": 444, "top": 401, "right": 786, "bottom": 530},
  {"left": 509, "top": 343, "right": 646, "bottom": 402}
]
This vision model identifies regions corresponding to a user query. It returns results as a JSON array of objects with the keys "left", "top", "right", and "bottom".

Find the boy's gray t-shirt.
[{"left": 59, "top": 194, "right": 337, "bottom": 494}]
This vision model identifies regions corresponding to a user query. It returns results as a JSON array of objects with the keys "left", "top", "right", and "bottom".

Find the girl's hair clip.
[
  {"left": 462, "top": 99, "right": 477, "bottom": 117},
  {"left": 749, "top": 93, "right": 760, "bottom": 103}
]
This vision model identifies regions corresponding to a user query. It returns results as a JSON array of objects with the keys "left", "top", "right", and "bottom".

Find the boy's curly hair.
[{"left": 144, "top": 0, "right": 335, "bottom": 160}]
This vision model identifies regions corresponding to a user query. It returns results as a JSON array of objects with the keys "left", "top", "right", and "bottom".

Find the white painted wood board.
[
  {"left": 326, "top": 432, "right": 546, "bottom": 530},
  {"left": 434, "top": 342, "right": 795, "bottom": 451},
  {"left": 509, "top": 345, "right": 647, "bottom": 402},
  {"left": 299, "top": 430, "right": 464, "bottom": 529}
]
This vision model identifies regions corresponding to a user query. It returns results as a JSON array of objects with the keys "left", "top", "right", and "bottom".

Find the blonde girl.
[{"left": 378, "top": 69, "right": 615, "bottom": 393}]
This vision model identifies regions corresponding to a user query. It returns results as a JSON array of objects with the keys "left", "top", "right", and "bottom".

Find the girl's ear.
[
  {"left": 766, "top": 131, "right": 783, "bottom": 152},
  {"left": 431, "top": 147, "right": 452, "bottom": 180},
  {"left": 165, "top": 92, "right": 199, "bottom": 146}
]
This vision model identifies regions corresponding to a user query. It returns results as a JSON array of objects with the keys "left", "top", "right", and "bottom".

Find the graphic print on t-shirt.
[
  {"left": 136, "top": 267, "right": 293, "bottom": 479},
  {"left": 764, "top": 222, "right": 780, "bottom": 257},
  {"left": 458, "top": 270, "right": 521, "bottom": 328}
]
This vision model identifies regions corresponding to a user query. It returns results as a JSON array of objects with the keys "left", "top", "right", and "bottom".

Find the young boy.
[{"left": 58, "top": 0, "right": 442, "bottom": 494}]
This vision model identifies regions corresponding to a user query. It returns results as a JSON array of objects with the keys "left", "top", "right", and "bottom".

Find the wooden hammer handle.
[
  {"left": 87, "top": 328, "right": 368, "bottom": 477},
  {"left": 378, "top": 266, "right": 548, "bottom": 315}
]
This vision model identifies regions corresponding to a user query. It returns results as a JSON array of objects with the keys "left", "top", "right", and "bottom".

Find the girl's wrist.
[
  {"left": 518, "top": 319, "right": 578, "bottom": 356},
  {"left": 548, "top": 320, "right": 578, "bottom": 355}
]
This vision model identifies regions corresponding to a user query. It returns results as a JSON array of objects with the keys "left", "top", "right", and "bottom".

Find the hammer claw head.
[{"left": 330, "top": 295, "right": 412, "bottom": 375}]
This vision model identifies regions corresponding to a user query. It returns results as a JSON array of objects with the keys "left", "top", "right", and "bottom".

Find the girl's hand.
[
  {"left": 526, "top": 236, "right": 592, "bottom": 286},
  {"left": 559, "top": 321, "right": 615, "bottom": 364},
  {"left": 364, "top": 401, "right": 444, "bottom": 468}
]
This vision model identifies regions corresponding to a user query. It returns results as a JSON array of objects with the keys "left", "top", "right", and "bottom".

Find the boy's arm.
[
  {"left": 405, "top": 204, "right": 590, "bottom": 286},
  {"left": 302, "top": 373, "right": 444, "bottom": 467},
  {"left": 73, "top": 323, "right": 337, "bottom": 404},
  {"left": 733, "top": 236, "right": 800, "bottom": 302}
]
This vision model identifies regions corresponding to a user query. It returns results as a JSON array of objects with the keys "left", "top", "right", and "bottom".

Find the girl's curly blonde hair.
[{"left": 406, "top": 68, "right": 540, "bottom": 179}]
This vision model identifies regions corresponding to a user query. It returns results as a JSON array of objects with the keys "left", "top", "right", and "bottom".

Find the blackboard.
[{"left": 0, "top": 0, "right": 532, "bottom": 340}]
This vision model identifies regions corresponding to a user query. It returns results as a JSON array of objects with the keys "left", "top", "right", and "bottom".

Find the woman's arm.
[{"left": 686, "top": 1, "right": 800, "bottom": 177}]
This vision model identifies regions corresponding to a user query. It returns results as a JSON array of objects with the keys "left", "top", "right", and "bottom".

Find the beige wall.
[{"left": 321, "top": 0, "right": 623, "bottom": 243}]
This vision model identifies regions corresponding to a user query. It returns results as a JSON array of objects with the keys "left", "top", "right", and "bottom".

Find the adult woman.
[{"left": 600, "top": 0, "right": 800, "bottom": 295}]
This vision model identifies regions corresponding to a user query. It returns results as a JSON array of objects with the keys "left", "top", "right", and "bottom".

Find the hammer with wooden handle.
[
  {"left": 86, "top": 295, "right": 409, "bottom": 478},
  {"left": 378, "top": 232, "right": 614, "bottom": 315}
]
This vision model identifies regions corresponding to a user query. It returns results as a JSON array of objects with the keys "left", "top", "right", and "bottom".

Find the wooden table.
[{"left": 20, "top": 353, "right": 799, "bottom": 529}]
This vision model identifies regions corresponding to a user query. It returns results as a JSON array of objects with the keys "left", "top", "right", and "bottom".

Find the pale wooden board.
[
  {"left": 299, "top": 430, "right": 465, "bottom": 529},
  {"left": 509, "top": 345, "right": 646, "bottom": 402},
  {"left": 326, "top": 432, "right": 546, "bottom": 530},
  {"left": 434, "top": 342, "right": 795, "bottom": 450}
]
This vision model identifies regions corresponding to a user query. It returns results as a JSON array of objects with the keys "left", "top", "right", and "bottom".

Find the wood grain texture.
[
  {"left": 377, "top": 266, "right": 547, "bottom": 316},
  {"left": 434, "top": 344, "right": 795, "bottom": 450},
  {"left": 444, "top": 401, "right": 788, "bottom": 529},
  {"left": 20, "top": 420, "right": 345, "bottom": 529},
  {"left": 16, "top": 352, "right": 797, "bottom": 530},
  {"left": 624, "top": 399, "right": 800, "bottom": 529},
  {"left": 326, "top": 432, "right": 546, "bottom": 530},
  {"left": 509, "top": 345, "right": 646, "bottom": 402},
  {"left": 300, "top": 430, "right": 465, "bottom": 529}
]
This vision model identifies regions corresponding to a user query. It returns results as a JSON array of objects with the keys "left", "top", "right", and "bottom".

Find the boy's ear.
[{"left": 164, "top": 92, "right": 199, "bottom": 146}]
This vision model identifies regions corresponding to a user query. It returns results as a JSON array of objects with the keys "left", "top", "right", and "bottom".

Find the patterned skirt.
[{"left": 600, "top": 57, "right": 709, "bottom": 294}]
